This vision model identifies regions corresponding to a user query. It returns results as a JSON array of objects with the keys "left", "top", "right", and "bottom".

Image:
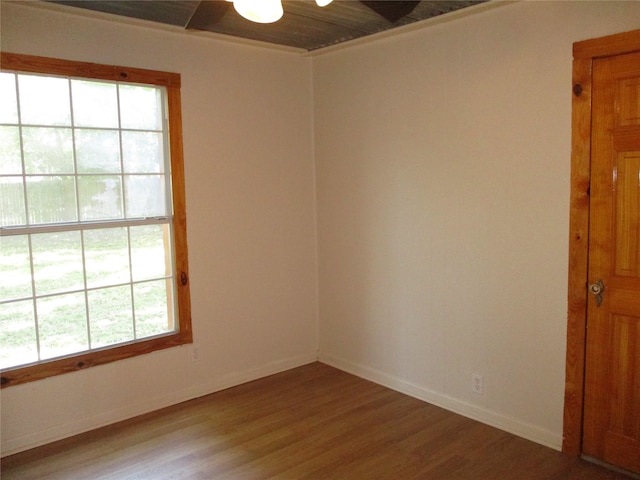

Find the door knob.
[{"left": 589, "top": 279, "right": 605, "bottom": 306}]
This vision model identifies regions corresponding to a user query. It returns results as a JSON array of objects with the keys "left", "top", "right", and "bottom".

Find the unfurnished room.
[{"left": 1, "top": 0, "right": 640, "bottom": 478}]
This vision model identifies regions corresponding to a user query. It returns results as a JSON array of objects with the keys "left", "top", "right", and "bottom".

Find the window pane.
[
  {"left": 0, "top": 126, "right": 22, "bottom": 174},
  {"left": 125, "top": 175, "right": 166, "bottom": 218},
  {"left": 75, "top": 129, "right": 121, "bottom": 174},
  {"left": 0, "top": 235, "right": 32, "bottom": 301},
  {"left": 23, "top": 127, "right": 74, "bottom": 174},
  {"left": 134, "top": 280, "right": 174, "bottom": 338},
  {"left": 18, "top": 74, "right": 71, "bottom": 126},
  {"left": 0, "top": 300, "right": 37, "bottom": 369},
  {"left": 26, "top": 176, "right": 77, "bottom": 224},
  {"left": 84, "top": 227, "right": 130, "bottom": 288},
  {"left": 0, "top": 54, "right": 190, "bottom": 385},
  {"left": 88, "top": 285, "right": 133, "bottom": 348},
  {"left": 0, "top": 73, "right": 18, "bottom": 124},
  {"left": 32, "top": 231, "right": 84, "bottom": 296},
  {"left": 130, "top": 224, "right": 170, "bottom": 281},
  {"left": 119, "top": 85, "right": 162, "bottom": 130},
  {"left": 37, "top": 292, "right": 88, "bottom": 360},
  {"left": 71, "top": 79, "right": 118, "bottom": 128},
  {"left": 0, "top": 176, "right": 26, "bottom": 226},
  {"left": 122, "top": 131, "right": 164, "bottom": 173},
  {"left": 78, "top": 175, "right": 123, "bottom": 221}
]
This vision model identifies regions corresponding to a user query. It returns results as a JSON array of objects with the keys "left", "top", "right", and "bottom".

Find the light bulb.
[{"left": 233, "top": 0, "right": 283, "bottom": 23}]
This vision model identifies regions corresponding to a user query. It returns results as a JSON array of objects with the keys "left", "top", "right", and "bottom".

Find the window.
[{"left": 0, "top": 53, "right": 192, "bottom": 387}]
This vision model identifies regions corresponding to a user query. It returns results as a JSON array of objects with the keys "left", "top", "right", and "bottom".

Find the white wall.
[
  {"left": 0, "top": 2, "right": 318, "bottom": 455},
  {"left": 313, "top": 1, "right": 640, "bottom": 449}
]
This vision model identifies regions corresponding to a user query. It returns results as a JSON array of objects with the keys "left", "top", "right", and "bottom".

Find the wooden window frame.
[
  {"left": 563, "top": 29, "right": 640, "bottom": 455},
  {"left": 0, "top": 52, "right": 192, "bottom": 388}
]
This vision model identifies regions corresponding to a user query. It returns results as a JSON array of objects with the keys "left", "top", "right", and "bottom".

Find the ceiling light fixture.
[
  {"left": 230, "top": 0, "right": 334, "bottom": 24},
  {"left": 233, "top": 0, "right": 283, "bottom": 24}
]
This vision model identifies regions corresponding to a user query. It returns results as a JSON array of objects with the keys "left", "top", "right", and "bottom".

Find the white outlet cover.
[{"left": 472, "top": 374, "right": 483, "bottom": 394}]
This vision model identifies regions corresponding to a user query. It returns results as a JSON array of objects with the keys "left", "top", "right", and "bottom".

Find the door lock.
[{"left": 589, "top": 279, "right": 605, "bottom": 307}]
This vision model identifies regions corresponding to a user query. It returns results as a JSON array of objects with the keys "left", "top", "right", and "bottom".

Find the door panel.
[
  {"left": 583, "top": 50, "right": 640, "bottom": 474},
  {"left": 614, "top": 152, "right": 640, "bottom": 277},
  {"left": 618, "top": 78, "right": 640, "bottom": 126}
]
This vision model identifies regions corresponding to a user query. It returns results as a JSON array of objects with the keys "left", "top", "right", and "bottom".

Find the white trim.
[
  {"left": 189, "top": 352, "right": 320, "bottom": 400},
  {"left": 0, "top": 352, "right": 318, "bottom": 456},
  {"left": 319, "top": 353, "right": 563, "bottom": 451}
]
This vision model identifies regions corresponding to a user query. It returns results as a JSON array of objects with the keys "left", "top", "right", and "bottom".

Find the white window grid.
[{"left": 0, "top": 71, "right": 179, "bottom": 367}]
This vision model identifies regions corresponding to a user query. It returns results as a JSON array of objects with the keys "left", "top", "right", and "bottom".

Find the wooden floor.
[{"left": 1, "top": 362, "right": 635, "bottom": 480}]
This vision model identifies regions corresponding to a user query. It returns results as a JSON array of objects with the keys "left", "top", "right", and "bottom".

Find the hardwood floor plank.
[{"left": 1, "top": 363, "right": 635, "bottom": 479}]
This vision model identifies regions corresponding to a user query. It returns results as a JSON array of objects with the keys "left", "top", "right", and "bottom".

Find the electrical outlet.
[
  {"left": 191, "top": 345, "right": 200, "bottom": 362},
  {"left": 472, "top": 374, "right": 483, "bottom": 395}
]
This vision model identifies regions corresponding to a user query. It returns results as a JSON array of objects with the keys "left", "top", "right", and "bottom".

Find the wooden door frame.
[{"left": 563, "top": 29, "right": 640, "bottom": 455}]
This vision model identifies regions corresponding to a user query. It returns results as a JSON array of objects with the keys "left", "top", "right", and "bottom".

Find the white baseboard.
[
  {"left": 189, "top": 352, "right": 320, "bottom": 399},
  {"left": 3, "top": 352, "right": 561, "bottom": 456},
  {"left": 1, "top": 352, "right": 318, "bottom": 457},
  {"left": 319, "top": 353, "right": 562, "bottom": 451}
]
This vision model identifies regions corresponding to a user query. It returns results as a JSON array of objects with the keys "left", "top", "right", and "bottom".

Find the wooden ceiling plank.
[
  {"left": 409, "top": 1, "right": 484, "bottom": 20},
  {"left": 48, "top": 0, "right": 200, "bottom": 27},
  {"left": 206, "top": 11, "right": 368, "bottom": 50},
  {"left": 45, "top": 0, "right": 489, "bottom": 51},
  {"left": 186, "top": 0, "right": 232, "bottom": 30},
  {"left": 284, "top": 4, "right": 388, "bottom": 36}
]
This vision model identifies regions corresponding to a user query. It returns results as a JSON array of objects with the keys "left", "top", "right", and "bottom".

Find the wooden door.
[{"left": 582, "top": 50, "right": 640, "bottom": 474}]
